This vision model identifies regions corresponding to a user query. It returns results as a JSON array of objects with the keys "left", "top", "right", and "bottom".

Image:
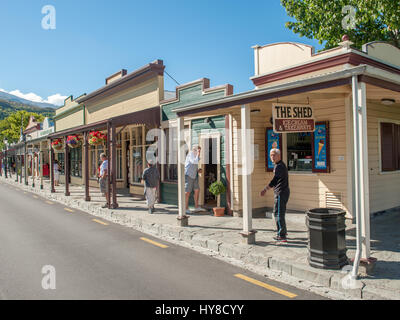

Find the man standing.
[
  {"left": 185, "top": 145, "right": 206, "bottom": 214},
  {"left": 142, "top": 160, "right": 160, "bottom": 214},
  {"left": 261, "top": 148, "right": 290, "bottom": 242},
  {"left": 99, "top": 153, "right": 109, "bottom": 208}
]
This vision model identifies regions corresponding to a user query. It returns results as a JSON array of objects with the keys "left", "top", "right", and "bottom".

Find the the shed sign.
[{"left": 272, "top": 103, "right": 315, "bottom": 133}]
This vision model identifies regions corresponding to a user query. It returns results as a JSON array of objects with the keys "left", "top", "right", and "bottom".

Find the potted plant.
[
  {"left": 51, "top": 139, "right": 63, "bottom": 152},
  {"left": 208, "top": 181, "right": 226, "bottom": 217},
  {"left": 66, "top": 135, "right": 81, "bottom": 148},
  {"left": 88, "top": 131, "right": 107, "bottom": 146}
]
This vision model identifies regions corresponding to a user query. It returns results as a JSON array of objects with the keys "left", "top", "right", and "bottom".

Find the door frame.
[{"left": 198, "top": 132, "right": 221, "bottom": 207}]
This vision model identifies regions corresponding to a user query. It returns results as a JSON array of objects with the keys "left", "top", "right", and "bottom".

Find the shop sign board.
[{"left": 272, "top": 103, "right": 315, "bottom": 133}]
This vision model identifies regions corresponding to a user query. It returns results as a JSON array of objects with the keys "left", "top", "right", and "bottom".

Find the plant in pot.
[{"left": 208, "top": 181, "right": 226, "bottom": 217}]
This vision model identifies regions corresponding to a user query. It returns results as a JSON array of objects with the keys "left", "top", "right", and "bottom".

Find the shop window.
[
  {"left": 164, "top": 127, "right": 178, "bottom": 182},
  {"left": 70, "top": 147, "right": 82, "bottom": 177},
  {"left": 116, "top": 133, "right": 123, "bottom": 180},
  {"left": 287, "top": 132, "right": 313, "bottom": 171},
  {"left": 381, "top": 122, "right": 400, "bottom": 172},
  {"left": 90, "top": 144, "right": 108, "bottom": 179},
  {"left": 130, "top": 126, "right": 154, "bottom": 185},
  {"left": 90, "top": 148, "right": 97, "bottom": 178},
  {"left": 117, "top": 148, "right": 123, "bottom": 180},
  {"left": 132, "top": 146, "right": 143, "bottom": 183},
  {"left": 57, "top": 153, "right": 65, "bottom": 175},
  {"left": 265, "top": 121, "right": 330, "bottom": 173}
]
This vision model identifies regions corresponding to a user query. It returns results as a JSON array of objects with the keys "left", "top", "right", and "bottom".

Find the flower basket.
[
  {"left": 66, "top": 135, "right": 81, "bottom": 148},
  {"left": 88, "top": 131, "right": 107, "bottom": 146},
  {"left": 51, "top": 139, "right": 63, "bottom": 152}
]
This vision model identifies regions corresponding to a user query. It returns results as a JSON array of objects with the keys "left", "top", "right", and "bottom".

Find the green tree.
[
  {"left": 281, "top": 0, "right": 400, "bottom": 49},
  {"left": 0, "top": 110, "right": 44, "bottom": 150}
]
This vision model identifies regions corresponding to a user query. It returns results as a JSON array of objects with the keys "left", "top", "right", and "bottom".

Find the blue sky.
[{"left": 0, "top": 0, "right": 323, "bottom": 105}]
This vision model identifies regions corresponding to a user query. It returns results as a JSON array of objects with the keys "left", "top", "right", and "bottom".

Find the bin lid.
[{"left": 307, "top": 208, "right": 346, "bottom": 218}]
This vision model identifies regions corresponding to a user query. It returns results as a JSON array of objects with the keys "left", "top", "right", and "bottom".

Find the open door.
[{"left": 199, "top": 134, "right": 221, "bottom": 209}]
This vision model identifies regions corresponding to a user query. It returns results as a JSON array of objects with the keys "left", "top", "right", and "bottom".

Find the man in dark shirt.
[
  {"left": 142, "top": 160, "right": 160, "bottom": 214},
  {"left": 261, "top": 148, "right": 290, "bottom": 242}
]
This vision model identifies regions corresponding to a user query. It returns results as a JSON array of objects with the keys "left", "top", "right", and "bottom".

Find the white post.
[
  {"left": 240, "top": 104, "right": 256, "bottom": 244},
  {"left": 358, "top": 81, "right": 371, "bottom": 259},
  {"left": 351, "top": 75, "right": 362, "bottom": 279},
  {"left": 177, "top": 116, "right": 188, "bottom": 226}
]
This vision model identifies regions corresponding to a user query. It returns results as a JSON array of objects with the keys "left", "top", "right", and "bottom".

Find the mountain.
[
  {"left": 0, "top": 98, "right": 55, "bottom": 120},
  {"left": 0, "top": 91, "right": 58, "bottom": 109}
]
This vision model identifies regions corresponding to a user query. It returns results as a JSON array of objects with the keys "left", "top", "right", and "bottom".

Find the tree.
[
  {"left": 0, "top": 110, "right": 45, "bottom": 150},
  {"left": 281, "top": 0, "right": 400, "bottom": 50}
]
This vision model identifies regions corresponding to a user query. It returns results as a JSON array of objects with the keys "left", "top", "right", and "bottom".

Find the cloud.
[
  {"left": 1, "top": 88, "right": 67, "bottom": 106},
  {"left": 10, "top": 90, "right": 44, "bottom": 103},
  {"left": 46, "top": 94, "right": 68, "bottom": 106}
]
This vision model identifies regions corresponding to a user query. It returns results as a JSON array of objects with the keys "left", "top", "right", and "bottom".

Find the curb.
[{"left": 1, "top": 177, "right": 395, "bottom": 300}]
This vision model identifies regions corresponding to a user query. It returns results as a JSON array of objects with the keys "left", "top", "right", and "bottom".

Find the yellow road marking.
[
  {"left": 45, "top": 201, "right": 54, "bottom": 205},
  {"left": 92, "top": 219, "right": 108, "bottom": 226},
  {"left": 64, "top": 208, "right": 75, "bottom": 213},
  {"left": 33, "top": 195, "right": 39, "bottom": 199},
  {"left": 234, "top": 274, "right": 297, "bottom": 298},
  {"left": 140, "top": 237, "right": 168, "bottom": 249}
]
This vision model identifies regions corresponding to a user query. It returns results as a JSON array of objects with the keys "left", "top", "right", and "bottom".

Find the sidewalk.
[{"left": 2, "top": 174, "right": 399, "bottom": 300}]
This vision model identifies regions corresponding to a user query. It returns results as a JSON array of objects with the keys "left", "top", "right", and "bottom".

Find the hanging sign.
[
  {"left": 312, "top": 121, "right": 330, "bottom": 173},
  {"left": 272, "top": 103, "right": 315, "bottom": 133},
  {"left": 265, "top": 128, "right": 282, "bottom": 172}
]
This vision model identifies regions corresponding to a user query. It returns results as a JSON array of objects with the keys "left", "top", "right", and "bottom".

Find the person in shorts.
[
  {"left": 185, "top": 145, "right": 206, "bottom": 214},
  {"left": 99, "top": 153, "right": 109, "bottom": 208}
]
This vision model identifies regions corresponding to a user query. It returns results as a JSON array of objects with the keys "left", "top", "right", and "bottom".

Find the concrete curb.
[{"left": 1, "top": 177, "right": 395, "bottom": 300}]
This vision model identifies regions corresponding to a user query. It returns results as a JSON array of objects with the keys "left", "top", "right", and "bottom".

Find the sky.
[{"left": 0, "top": 0, "right": 324, "bottom": 106}]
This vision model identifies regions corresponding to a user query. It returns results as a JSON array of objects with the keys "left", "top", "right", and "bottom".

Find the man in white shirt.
[
  {"left": 99, "top": 153, "right": 109, "bottom": 208},
  {"left": 185, "top": 145, "right": 207, "bottom": 214}
]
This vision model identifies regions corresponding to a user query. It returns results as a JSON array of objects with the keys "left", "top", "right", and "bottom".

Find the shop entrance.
[
  {"left": 125, "top": 140, "right": 130, "bottom": 188},
  {"left": 199, "top": 134, "right": 220, "bottom": 208}
]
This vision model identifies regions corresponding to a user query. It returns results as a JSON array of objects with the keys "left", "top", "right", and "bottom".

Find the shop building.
[
  {"left": 48, "top": 60, "right": 165, "bottom": 207},
  {"left": 172, "top": 39, "right": 400, "bottom": 255},
  {"left": 160, "top": 79, "right": 233, "bottom": 211}
]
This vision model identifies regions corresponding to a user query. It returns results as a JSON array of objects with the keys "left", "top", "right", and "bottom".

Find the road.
[{"left": 0, "top": 181, "right": 326, "bottom": 300}]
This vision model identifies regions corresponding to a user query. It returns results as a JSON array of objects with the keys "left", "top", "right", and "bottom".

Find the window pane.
[
  {"left": 165, "top": 128, "right": 178, "bottom": 181},
  {"left": 381, "top": 123, "right": 396, "bottom": 171},
  {"left": 117, "top": 148, "right": 122, "bottom": 180},
  {"left": 132, "top": 146, "right": 143, "bottom": 183},
  {"left": 287, "top": 132, "right": 312, "bottom": 171}
]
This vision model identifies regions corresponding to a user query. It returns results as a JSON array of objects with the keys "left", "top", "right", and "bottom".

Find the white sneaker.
[{"left": 194, "top": 207, "right": 207, "bottom": 212}]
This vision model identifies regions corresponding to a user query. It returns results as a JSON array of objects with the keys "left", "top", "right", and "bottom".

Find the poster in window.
[
  {"left": 312, "top": 121, "right": 330, "bottom": 173},
  {"left": 265, "top": 128, "right": 282, "bottom": 172}
]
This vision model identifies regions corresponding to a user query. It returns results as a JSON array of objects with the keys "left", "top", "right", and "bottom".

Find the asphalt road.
[{"left": 0, "top": 181, "right": 326, "bottom": 300}]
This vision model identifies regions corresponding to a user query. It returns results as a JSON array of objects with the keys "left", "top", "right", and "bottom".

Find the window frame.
[
  {"left": 163, "top": 126, "right": 178, "bottom": 182},
  {"left": 379, "top": 120, "right": 400, "bottom": 173}
]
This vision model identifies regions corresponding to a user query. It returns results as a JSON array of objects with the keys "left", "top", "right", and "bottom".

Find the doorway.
[
  {"left": 199, "top": 135, "right": 221, "bottom": 208},
  {"left": 125, "top": 140, "right": 130, "bottom": 188}
]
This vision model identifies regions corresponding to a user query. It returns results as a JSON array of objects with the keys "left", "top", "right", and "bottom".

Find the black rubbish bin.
[{"left": 306, "top": 208, "right": 348, "bottom": 270}]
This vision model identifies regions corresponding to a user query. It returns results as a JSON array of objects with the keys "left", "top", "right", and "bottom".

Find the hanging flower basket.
[
  {"left": 66, "top": 135, "right": 81, "bottom": 148},
  {"left": 51, "top": 139, "right": 63, "bottom": 152},
  {"left": 88, "top": 131, "right": 107, "bottom": 146}
]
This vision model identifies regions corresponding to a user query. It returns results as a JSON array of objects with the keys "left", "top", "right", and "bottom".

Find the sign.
[
  {"left": 272, "top": 103, "right": 315, "bottom": 133},
  {"left": 265, "top": 128, "right": 282, "bottom": 172},
  {"left": 312, "top": 122, "right": 330, "bottom": 173}
]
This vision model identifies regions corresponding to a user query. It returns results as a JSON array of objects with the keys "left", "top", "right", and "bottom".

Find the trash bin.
[{"left": 306, "top": 208, "right": 348, "bottom": 270}]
